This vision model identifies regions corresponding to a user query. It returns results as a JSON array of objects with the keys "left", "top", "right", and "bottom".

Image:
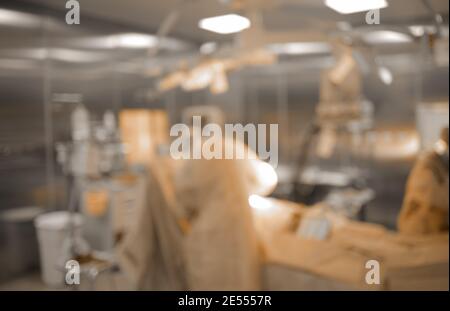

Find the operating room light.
[
  {"left": 325, "top": 0, "right": 388, "bottom": 14},
  {"left": 198, "top": 14, "right": 251, "bottom": 34},
  {"left": 249, "top": 160, "right": 278, "bottom": 196},
  {"left": 248, "top": 195, "right": 273, "bottom": 211}
]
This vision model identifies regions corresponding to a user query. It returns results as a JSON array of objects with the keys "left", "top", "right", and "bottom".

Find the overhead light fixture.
[
  {"left": 248, "top": 194, "right": 273, "bottom": 211},
  {"left": 325, "top": 0, "right": 388, "bottom": 14},
  {"left": 114, "top": 33, "right": 158, "bottom": 49},
  {"left": 52, "top": 93, "right": 83, "bottom": 104},
  {"left": 248, "top": 160, "right": 278, "bottom": 196},
  {"left": 7, "top": 48, "right": 107, "bottom": 63},
  {"left": 363, "top": 30, "right": 412, "bottom": 44},
  {"left": 72, "top": 33, "right": 188, "bottom": 51},
  {"left": 0, "top": 8, "right": 41, "bottom": 28},
  {"left": 47, "top": 48, "right": 108, "bottom": 63},
  {"left": 198, "top": 14, "right": 250, "bottom": 34},
  {"left": 267, "top": 42, "right": 330, "bottom": 55}
]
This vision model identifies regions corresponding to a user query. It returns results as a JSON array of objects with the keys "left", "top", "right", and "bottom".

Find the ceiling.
[{"left": 14, "top": 0, "right": 450, "bottom": 44}]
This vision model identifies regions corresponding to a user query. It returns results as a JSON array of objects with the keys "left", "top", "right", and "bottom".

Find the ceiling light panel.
[
  {"left": 363, "top": 30, "right": 412, "bottom": 44},
  {"left": 325, "top": 0, "right": 388, "bottom": 14},
  {"left": 267, "top": 42, "right": 330, "bottom": 55},
  {"left": 198, "top": 14, "right": 251, "bottom": 34}
]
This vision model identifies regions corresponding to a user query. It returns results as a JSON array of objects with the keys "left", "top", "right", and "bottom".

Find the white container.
[
  {"left": 34, "top": 212, "right": 83, "bottom": 287},
  {"left": 416, "top": 103, "right": 449, "bottom": 150}
]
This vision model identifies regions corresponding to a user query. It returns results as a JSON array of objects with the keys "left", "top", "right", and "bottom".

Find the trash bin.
[
  {"left": 34, "top": 212, "right": 84, "bottom": 287},
  {"left": 0, "top": 206, "right": 43, "bottom": 283}
]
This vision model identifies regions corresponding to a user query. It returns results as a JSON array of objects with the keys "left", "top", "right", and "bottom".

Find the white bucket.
[{"left": 34, "top": 211, "right": 83, "bottom": 287}]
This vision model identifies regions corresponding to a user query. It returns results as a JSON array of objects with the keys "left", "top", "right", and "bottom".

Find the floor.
[
  {"left": 0, "top": 270, "right": 130, "bottom": 291},
  {"left": 0, "top": 272, "right": 51, "bottom": 291}
]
